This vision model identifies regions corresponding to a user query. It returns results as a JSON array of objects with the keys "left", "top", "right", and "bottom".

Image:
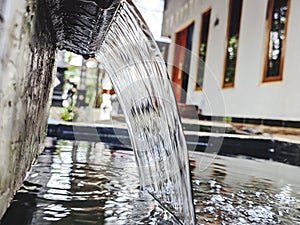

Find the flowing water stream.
[{"left": 94, "top": 0, "right": 195, "bottom": 224}]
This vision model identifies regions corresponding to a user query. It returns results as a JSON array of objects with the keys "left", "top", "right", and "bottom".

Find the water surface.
[{"left": 1, "top": 139, "right": 300, "bottom": 225}]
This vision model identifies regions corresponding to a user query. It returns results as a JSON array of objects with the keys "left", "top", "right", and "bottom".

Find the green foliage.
[
  {"left": 224, "top": 116, "right": 232, "bottom": 123},
  {"left": 61, "top": 107, "right": 78, "bottom": 122},
  {"left": 224, "top": 36, "right": 238, "bottom": 84},
  {"left": 199, "top": 43, "right": 206, "bottom": 60}
]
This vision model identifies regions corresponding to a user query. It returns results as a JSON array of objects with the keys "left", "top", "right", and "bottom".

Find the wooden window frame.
[
  {"left": 195, "top": 8, "right": 211, "bottom": 91},
  {"left": 262, "top": 0, "right": 290, "bottom": 83},
  {"left": 222, "top": 0, "right": 243, "bottom": 88}
]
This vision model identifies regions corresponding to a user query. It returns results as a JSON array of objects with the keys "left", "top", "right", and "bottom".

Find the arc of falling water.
[{"left": 94, "top": 0, "right": 196, "bottom": 224}]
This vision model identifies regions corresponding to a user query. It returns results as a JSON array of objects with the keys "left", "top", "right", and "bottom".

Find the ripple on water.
[
  {"left": 193, "top": 178, "right": 300, "bottom": 224},
  {"left": 1, "top": 140, "right": 300, "bottom": 225}
]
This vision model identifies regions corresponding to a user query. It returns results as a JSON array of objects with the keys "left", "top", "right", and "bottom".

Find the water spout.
[{"left": 46, "top": 0, "right": 121, "bottom": 59}]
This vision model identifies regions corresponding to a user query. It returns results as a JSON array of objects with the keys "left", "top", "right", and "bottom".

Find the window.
[
  {"left": 223, "top": 0, "right": 243, "bottom": 88},
  {"left": 263, "top": 0, "right": 289, "bottom": 82},
  {"left": 195, "top": 9, "right": 211, "bottom": 90}
]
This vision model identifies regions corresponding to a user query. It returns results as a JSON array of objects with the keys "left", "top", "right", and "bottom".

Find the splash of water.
[{"left": 95, "top": 0, "right": 195, "bottom": 224}]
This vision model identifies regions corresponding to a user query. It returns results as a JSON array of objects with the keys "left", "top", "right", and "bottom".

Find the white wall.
[{"left": 164, "top": 0, "right": 300, "bottom": 121}]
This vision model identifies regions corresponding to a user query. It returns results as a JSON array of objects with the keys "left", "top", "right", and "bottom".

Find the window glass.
[
  {"left": 223, "top": 0, "right": 243, "bottom": 87},
  {"left": 196, "top": 10, "right": 211, "bottom": 90},
  {"left": 264, "top": 0, "right": 288, "bottom": 81}
]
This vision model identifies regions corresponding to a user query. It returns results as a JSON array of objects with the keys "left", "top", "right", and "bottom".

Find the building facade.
[{"left": 162, "top": 0, "right": 300, "bottom": 122}]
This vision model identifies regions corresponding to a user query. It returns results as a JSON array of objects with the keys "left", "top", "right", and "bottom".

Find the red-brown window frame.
[
  {"left": 195, "top": 8, "right": 211, "bottom": 91},
  {"left": 262, "top": 0, "right": 290, "bottom": 83},
  {"left": 222, "top": 0, "right": 243, "bottom": 88}
]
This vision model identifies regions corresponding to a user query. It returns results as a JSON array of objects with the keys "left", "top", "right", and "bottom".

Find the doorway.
[{"left": 172, "top": 22, "right": 194, "bottom": 103}]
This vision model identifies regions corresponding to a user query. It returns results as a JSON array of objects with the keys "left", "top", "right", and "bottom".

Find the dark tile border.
[{"left": 199, "top": 115, "right": 300, "bottom": 129}]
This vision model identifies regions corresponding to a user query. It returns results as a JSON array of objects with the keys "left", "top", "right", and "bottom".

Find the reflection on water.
[
  {"left": 1, "top": 139, "right": 300, "bottom": 225},
  {"left": 0, "top": 139, "right": 159, "bottom": 225}
]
